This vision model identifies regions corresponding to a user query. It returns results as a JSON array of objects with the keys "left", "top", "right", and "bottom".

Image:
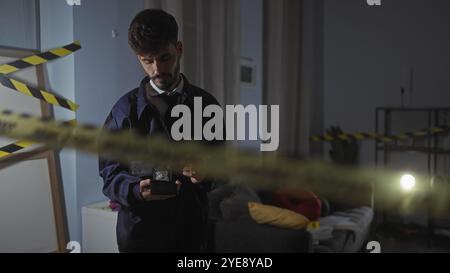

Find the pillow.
[
  {"left": 220, "top": 185, "right": 261, "bottom": 221},
  {"left": 274, "top": 188, "right": 322, "bottom": 221},
  {"left": 248, "top": 202, "right": 310, "bottom": 230},
  {"left": 207, "top": 184, "right": 236, "bottom": 220}
]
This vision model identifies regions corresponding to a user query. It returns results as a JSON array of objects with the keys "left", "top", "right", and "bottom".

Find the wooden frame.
[{"left": 0, "top": 46, "right": 68, "bottom": 253}]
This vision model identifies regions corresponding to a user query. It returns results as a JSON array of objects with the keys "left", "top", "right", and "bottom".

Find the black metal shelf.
[
  {"left": 375, "top": 107, "right": 450, "bottom": 173},
  {"left": 375, "top": 107, "right": 450, "bottom": 248}
]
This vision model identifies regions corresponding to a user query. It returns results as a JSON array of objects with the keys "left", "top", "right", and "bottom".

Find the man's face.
[{"left": 137, "top": 41, "right": 183, "bottom": 90}]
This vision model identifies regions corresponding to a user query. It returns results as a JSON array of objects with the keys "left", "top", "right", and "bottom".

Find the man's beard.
[{"left": 151, "top": 60, "right": 181, "bottom": 91}]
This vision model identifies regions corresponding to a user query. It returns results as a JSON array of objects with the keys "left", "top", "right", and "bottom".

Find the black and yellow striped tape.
[
  {"left": 0, "top": 109, "right": 244, "bottom": 180},
  {"left": 0, "top": 41, "right": 81, "bottom": 111},
  {"left": 0, "top": 119, "right": 77, "bottom": 158},
  {"left": 0, "top": 42, "right": 81, "bottom": 157},
  {"left": 0, "top": 74, "right": 79, "bottom": 111},
  {"left": 310, "top": 125, "right": 450, "bottom": 143},
  {"left": 0, "top": 109, "right": 367, "bottom": 187},
  {"left": 0, "top": 140, "right": 35, "bottom": 158},
  {"left": 0, "top": 41, "right": 81, "bottom": 75}
]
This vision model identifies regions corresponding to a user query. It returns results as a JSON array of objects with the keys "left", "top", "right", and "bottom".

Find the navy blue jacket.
[{"left": 99, "top": 75, "right": 223, "bottom": 252}]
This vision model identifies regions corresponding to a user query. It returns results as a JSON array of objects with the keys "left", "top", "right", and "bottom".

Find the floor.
[{"left": 373, "top": 224, "right": 450, "bottom": 253}]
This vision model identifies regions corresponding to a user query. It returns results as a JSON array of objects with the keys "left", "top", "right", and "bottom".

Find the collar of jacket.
[{"left": 136, "top": 73, "right": 190, "bottom": 120}]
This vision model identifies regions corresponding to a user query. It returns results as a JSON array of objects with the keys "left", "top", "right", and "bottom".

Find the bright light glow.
[{"left": 400, "top": 174, "right": 416, "bottom": 191}]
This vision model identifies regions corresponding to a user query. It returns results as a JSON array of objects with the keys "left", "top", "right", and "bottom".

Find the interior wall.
[
  {"left": 0, "top": 0, "right": 38, "bottom": 50},
  {"left": 323, "top": 0, "right": 450, "bottom": 168},
  {"left": 239, "top": 0, "right": 263, "bottom": 151}
]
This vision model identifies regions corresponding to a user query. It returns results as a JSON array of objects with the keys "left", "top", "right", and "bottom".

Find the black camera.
[
  {"left": 129, "top": 162, "right": 178, "bottom": 196},
  {"left": 150, "top": 169, "right": 178, "bottom": 195}
]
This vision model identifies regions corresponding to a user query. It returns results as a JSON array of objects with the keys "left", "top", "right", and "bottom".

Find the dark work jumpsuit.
[{"left": 99, "top": 74, "right": 223, "bottom": 252}]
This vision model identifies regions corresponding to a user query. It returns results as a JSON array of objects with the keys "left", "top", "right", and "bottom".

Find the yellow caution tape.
[
  {"left": 0, "top": 42, "right": 81, "bottom": 157},
  {"left": 0, "top": 41, "right": 81, "bottom": 112},
  {"left": 0, "top": 119, "right": 77, "bottom": 158},
  {"left": 0, "top": 140, "right": 35, "bottom": 158},
  {"left": 0, "top": 41, "right": 81, "bottom": 75},
  {"left": 0, "top": 74, "right": 79, "bottom": 111},
  {"left": 1, "top": 109, "right": 449, "bottom": 215},
  {"left": 0, "top": 109, "right": 374, "bottom": 188}
]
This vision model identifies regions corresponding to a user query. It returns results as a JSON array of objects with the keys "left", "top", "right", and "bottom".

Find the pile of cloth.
[{"left": 309, "top": 207, "right": 374, "bottom": 253}]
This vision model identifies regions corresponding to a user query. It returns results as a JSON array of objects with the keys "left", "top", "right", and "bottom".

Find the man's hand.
[
  {"left": 139, "top": 179, "right": 181, "bottom": 201},
  {"left": 182, "top": 165, "right": 205, "bottom": 184}
]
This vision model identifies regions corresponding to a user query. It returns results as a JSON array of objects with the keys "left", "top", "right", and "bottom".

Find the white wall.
[
  {"left": 0, "top": 0, "right": 38, "bottom": 50},
  {"left": 323, "top": 0, "right": 450, "bottom": 167}
]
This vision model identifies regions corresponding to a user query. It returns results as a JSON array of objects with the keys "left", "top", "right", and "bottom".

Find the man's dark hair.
[{"left": 128, "top": 9, "right": 178, "bottom": 55}]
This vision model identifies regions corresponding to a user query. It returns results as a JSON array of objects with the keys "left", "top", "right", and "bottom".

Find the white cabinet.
[{"left": 82, "top": 201, "right": 118, "bottom": 253}]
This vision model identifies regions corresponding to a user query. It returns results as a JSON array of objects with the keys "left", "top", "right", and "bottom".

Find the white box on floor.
[{"left": 82, "top": 201, "right": 118, "bottom": 253}]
